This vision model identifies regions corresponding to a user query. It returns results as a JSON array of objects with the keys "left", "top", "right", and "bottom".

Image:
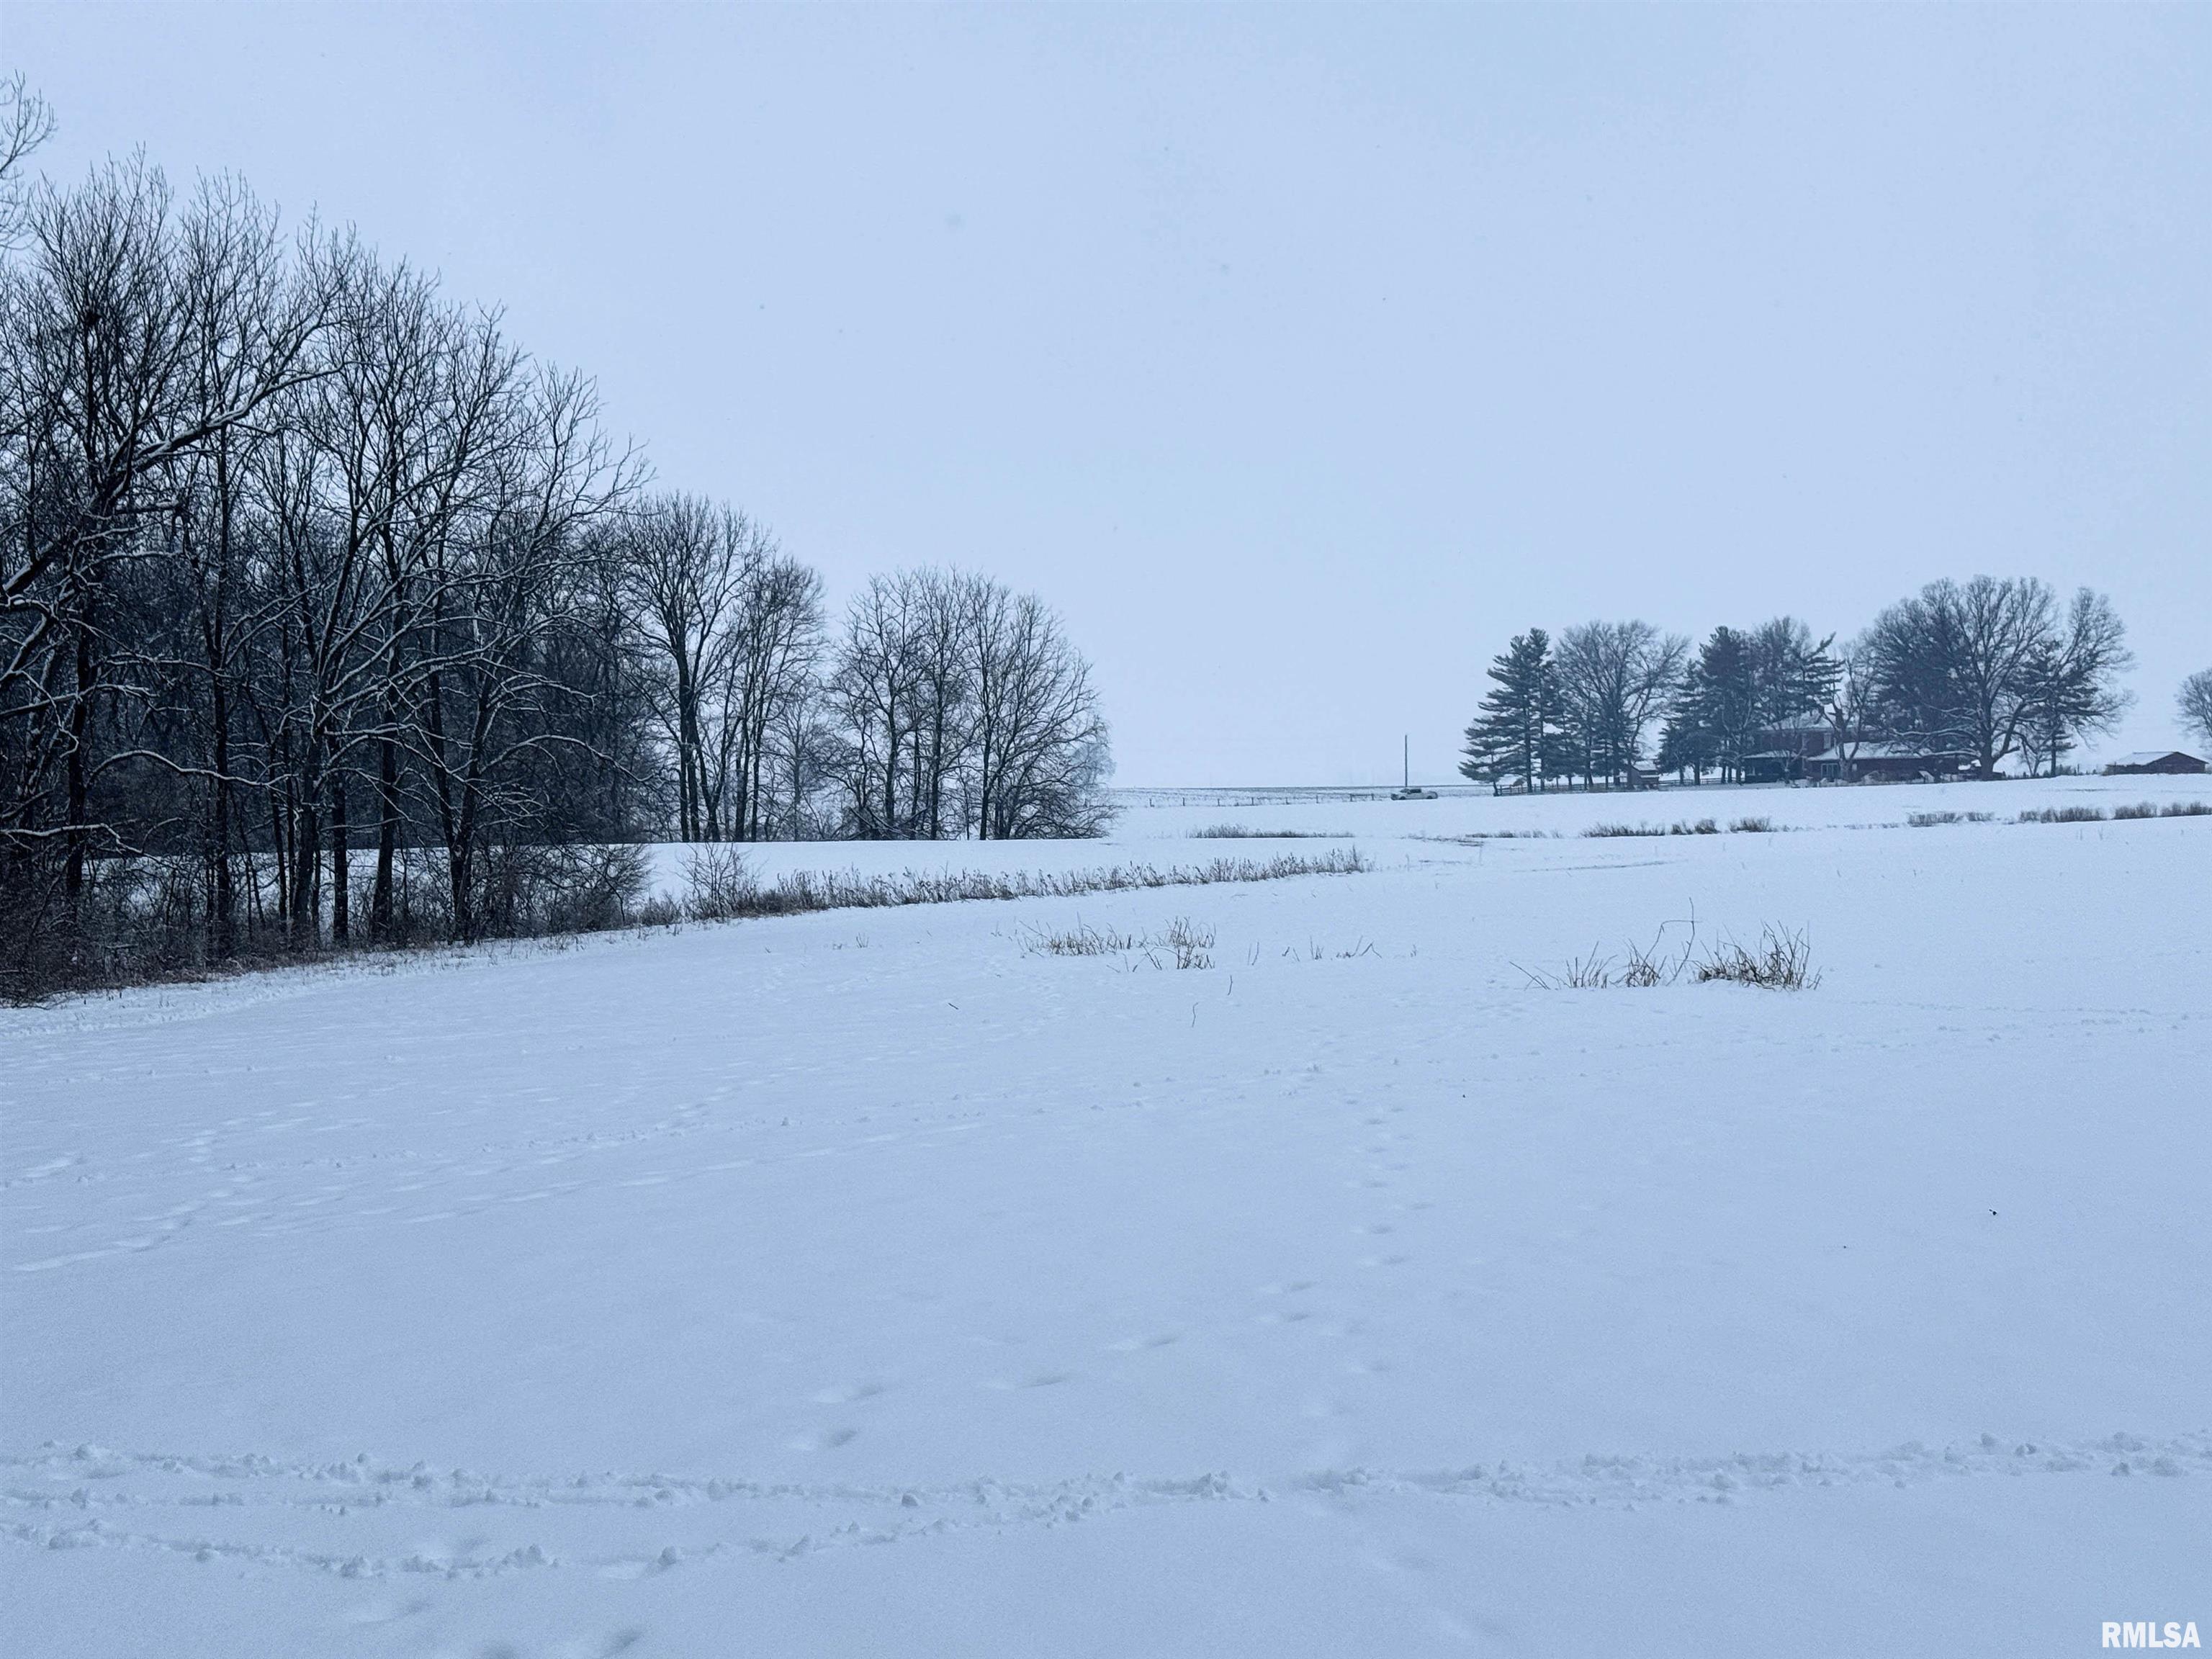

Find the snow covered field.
[{"left": 5, "top": 775, "right": 2208, "bottom": 1657}]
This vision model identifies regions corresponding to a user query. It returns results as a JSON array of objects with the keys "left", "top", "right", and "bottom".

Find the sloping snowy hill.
[{"left": 5, "top": 780, "right": 2208, "bottom": 1656}]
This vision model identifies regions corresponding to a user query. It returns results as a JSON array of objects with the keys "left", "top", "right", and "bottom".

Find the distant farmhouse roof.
[
  {"left": 1804, "top": 739, "right": 1971, "bottom": 782},
  {"left": 2104, "top": 750, "right": 2208, "bottom": 775},
  {"left": 1822, "top": 741, "right": 1965, "bottom": 763}
]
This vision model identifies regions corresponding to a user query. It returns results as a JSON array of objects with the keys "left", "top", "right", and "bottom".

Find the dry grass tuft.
[
  {"left": 1017, "top": 916, "right": 1214, "bottom": 969},
  {"left": 1187, "top": 824, "right": 1350, "bottom": 840},
  {"left": 1019, "top": 920, "right": 1143, "bottom": 957},
  {"left": 1152, "top": 917, "right": 1215, "bottom": 971},
  {"left": 1694, "top": 925, "right": 1821, "bottom": 990},
  {"left": 1907, "top": 810, "right": 1995, "bottom": 827},
  {"left": 1519, "top": 914, "right": 1817, "bottom": 992}
]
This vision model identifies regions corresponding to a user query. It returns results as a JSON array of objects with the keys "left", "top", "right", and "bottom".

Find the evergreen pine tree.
[
  {"left": 1682, "top": 626, "right": 1757, "bottom": 781},
  {"left": 1460, "top": 629, "right": 1563, "bottom": 789},
  {"left": 1749, "top": 617, "right": 1840, "bottom": 731}
]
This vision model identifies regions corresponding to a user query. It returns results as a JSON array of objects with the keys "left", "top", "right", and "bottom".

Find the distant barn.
[{"left": 2103, "top": 750, "right": 2208, "bottom": 775}]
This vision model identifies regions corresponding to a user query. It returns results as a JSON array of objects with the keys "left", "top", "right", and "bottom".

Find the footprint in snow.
[
  {"left": 341, "top": 1597, "right": 430, "bottom": 1626},
  {"left": 811, "top": 1382, "right": 886, "bottom": 1405}
]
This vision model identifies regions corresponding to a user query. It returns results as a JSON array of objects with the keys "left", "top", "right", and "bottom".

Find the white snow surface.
[{"left": 5, "top": 775, "right": 2208, "bottom": 1657}]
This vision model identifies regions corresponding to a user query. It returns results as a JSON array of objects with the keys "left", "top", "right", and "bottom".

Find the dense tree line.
[
  {"left": 0, "top": 95, "right": 1110, "bottom": 991},
  {"left": 1460, "top": 621, "right": 1691, "bottom": 791},
  {"left": 1659, "top": 617, "right": 1839, "bottom": 783},
  {"left": 1463, "top": 577, "right": 2137, "bottom": 789}
]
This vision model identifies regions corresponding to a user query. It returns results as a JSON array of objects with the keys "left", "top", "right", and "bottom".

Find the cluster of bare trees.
[
  {"left": 621, "top": 518, "right": 1110, "bottom": 846},
  {"left": 829, "top": 568, "right": 1111, "bottom": 842},
  {"left": 1549, "top": 621, "right": 1689, "bottom": 787},
  {"left": 622, "top": 495, "right": 821, "bottom": 845},
  {"left": 1852, "top": 577, "right": 2132, "bottom": 778},
  {"left": 0, "top": 99, "right": 1111, "bottom": 994},
  {"left": 1464, "top": 577, "right": 2136, "bottom": 789},
  {"left": 1, "top": 148, "right": 643, "bottom": 966}
]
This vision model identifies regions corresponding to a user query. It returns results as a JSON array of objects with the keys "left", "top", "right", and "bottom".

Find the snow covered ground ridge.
[{"left": 8, "top": 1432, "right": 2206, "bottom": 1585}]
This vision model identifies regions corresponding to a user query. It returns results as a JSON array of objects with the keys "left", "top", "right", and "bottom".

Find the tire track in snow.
[{"left": 5, "top": 1431, "right": 2203, "bottom": 1581}]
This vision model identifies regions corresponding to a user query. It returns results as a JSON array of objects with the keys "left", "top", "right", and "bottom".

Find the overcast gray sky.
[{"left": 8, "top": 3, "right": 2208, "bottom": 783}]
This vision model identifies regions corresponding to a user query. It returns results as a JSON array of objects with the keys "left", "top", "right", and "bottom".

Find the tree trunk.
[
  {"left": 210, "top": 686, "right": 235, "bottom": 959},
  {"left": 372, "top": 729, "right": 398, "bottom": 940},
  {"left": 330, "top": 773, "right": 349, "bottom": 944},
  {"left": 63, "top": 616, "right": 93, "bottom": 906},
  {"left": 290, "top": 789, "right": 322, "bottom": 950}
]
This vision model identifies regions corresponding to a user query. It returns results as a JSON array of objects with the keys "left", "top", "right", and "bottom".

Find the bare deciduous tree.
[
  {"left": 962, "top": 576, "right": 1110, "bottom": 840},
  {"left": 821, "top": 570, "right": 1109, "bottom": 840},
  {"left": 622, "top": 495, "right": 823, "bottom": 843},
  {"left": 0, "top": 125, "right": 1110, "bottom": 998},
  {"left": 2017, "top": 588, "right": 2132, "bottom": 776},
  {"left": 0, "top": 73, "right": 55, "bottom": 249},
  {"left": 1553, "top": 620, "right": 1688, "bottom": 787},
  {"left": 1865, "top": 576, "right": 2127, "bottom": 779},
  {"left": 2180, "top": 668, "right": 2212, "bottom": 755}
]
